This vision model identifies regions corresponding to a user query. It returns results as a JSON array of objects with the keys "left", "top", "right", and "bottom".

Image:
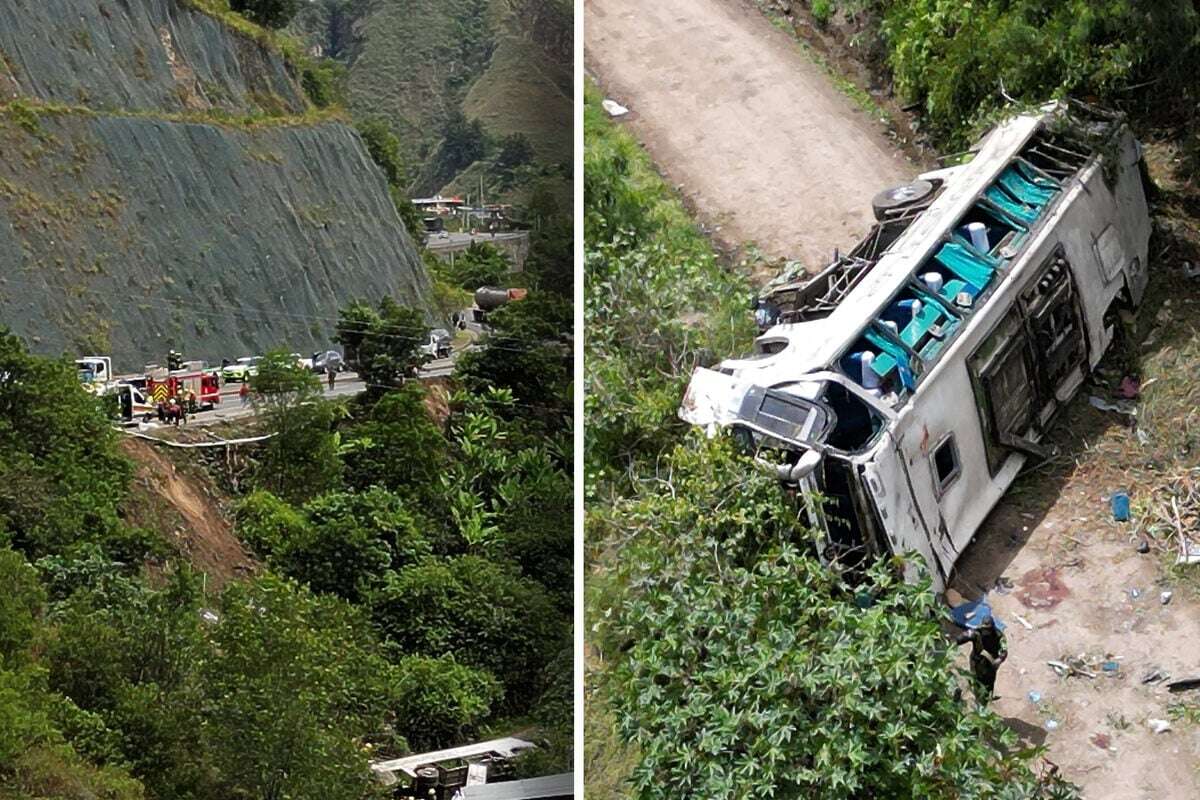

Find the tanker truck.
[{"left": 472, "top": 287, "right": 527, "bottom": 323}]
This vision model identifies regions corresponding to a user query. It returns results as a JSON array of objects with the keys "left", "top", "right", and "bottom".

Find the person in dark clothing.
[{"left": 955, "top": 614, "right": 1006, "bottom": 704}]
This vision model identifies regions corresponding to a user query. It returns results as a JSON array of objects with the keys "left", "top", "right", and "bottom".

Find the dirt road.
[{"left": 584, "top": 0, "right": 912, "bottom": 267}]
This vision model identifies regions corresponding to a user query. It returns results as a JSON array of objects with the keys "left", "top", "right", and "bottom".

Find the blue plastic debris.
[
  {"left": 1102, "top": 661, "right": 1120, "bottom": 675},
  {"left": 950, "top": 594, "right": 1007, "bottom": 631},
  {"left": 1111, "top": 491, "right": 1131, "bottom": 521}
]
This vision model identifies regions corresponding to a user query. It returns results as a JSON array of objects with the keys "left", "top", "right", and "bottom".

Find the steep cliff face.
[
  {"left": 0, "top": 0, "right": 435, "bottom": 369},
  {"left": 0, "top": 0, "right": 305, "bottom": 115}
]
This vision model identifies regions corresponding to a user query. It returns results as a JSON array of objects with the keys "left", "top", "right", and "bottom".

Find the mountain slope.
[
  {"left": 0, "top": 0, "right": 436, "bottom": 369},
  {"left": 292, "top": 0, "right": 571, "bottom": 202}
]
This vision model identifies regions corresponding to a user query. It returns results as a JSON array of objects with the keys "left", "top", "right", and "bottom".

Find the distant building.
[{"left": 412, "top": 195, "right": 466, "bottom": 215}]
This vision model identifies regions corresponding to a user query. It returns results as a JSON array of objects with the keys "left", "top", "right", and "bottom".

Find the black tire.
[{"left": 872, "top": 179, "right": 934, "bottom": 221}]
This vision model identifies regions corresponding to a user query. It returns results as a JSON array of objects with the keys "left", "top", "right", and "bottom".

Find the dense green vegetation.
[
  {"left": 0, "top": 258, "right": 571, "bottom": 796},
  {"left": 288, "top": 0, "right": 572, "bottom": 206},
  {"left": 583, "top": 86, "right": 1076, "bottom": 798},
  {"left": 787, "top": 1, "right": 1200, "bottom": 147}
]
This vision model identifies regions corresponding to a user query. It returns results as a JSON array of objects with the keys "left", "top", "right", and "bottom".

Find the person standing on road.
[
  {"left": 955, "top": 615, "right": 1007, "bottom": 705},
  {"left": 327, "top": 367, "right": 336, "bottom": 392},
  {"left": 239, "top": 381, "right": 250, "bottom": 407}
]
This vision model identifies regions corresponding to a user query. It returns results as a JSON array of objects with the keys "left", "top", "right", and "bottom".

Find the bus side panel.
[
  {"left": 1051, "top": 133, "right": 1151, "bottom": 367},
  {"left": 862, "top": 432, "right": 949, "bottom": 591},
  {"left": 891, "top": 364, "right": 1023, "bottom": 571}
]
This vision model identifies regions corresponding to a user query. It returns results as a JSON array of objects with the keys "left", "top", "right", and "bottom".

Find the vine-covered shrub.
[
  {"left": 873, "top": 0, "right": 1200, "bottom": 146},
  {"left": 598, "top": 437, "right": 1077, "bottom": 799}
]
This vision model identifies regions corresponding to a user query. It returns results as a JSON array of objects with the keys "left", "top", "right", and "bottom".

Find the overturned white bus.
[{"left": 680, "top": 102, "right": 1152, "bottom": 592}]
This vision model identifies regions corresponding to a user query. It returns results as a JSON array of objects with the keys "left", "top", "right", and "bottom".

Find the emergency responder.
[{"left": 955, "top": 614, "right": 1007, "bottom": 704}]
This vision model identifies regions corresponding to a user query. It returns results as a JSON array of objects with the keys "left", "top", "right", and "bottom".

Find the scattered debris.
[
  {"left": 1101, "top": 660, "right": 1120, "bottom": 676},
  {"left": 1161, "top": 590, "right": 1173, "bottom": 605},
  {"left": 1142, "top": 668, "right": 1170, "bottom": 685},
  {"left": 1167, "top": 677, "right": 1200, "bottom": 693},
  {"left": 1013, "top": 613, "right": 1034, "bottom": 630},
  {"left": 994, "top": 575, "right": 1014, "bottom": 594},
  {"left": 601, "top": 98, "right": 630, "bottom": 117},
  {"left": 1089, "top": 396, "right": 1137, "bottom": 416},
  {"left": 1136, "top": 538, "right": 1150, "bottom": 554},
  {"left": 1112, "top": 491, "right": 1131, "bottom": 522},
  {"left": 1129, "top": 588, "right": 1142, "bottom": 600},
  {"left": 1118, "top": 376, "right": 1141, "bottom": 399},
  {"left": 1045, "top": 719, "right": 1059, "bottom": 731},
  {"left": 1048, "top": 659, "right": 1097, "bottom": 679},
  {"left": 1148, "top": 718, "right": 1172, "bottom": 734},
  {"left": 1090, "top": 732, "right": 1111, "bottom": 750},
  {"left": 1028, "top": 690, "right": 1042, "bottom": 704},
  {"left": 1184, "top": 260, "right": 1200, "bottom": 279}
]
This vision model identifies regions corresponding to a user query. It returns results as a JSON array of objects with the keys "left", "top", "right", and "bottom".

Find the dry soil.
[{"left": 584, "top": 0, "right": 913, "bottom": 267}]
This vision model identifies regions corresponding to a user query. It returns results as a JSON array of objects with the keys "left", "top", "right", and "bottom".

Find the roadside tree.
[
  {"left": 250, "top": 349, "right": 343, "bottom": 504},
  {"left": 335, "top": 298, "right": 428, "bottom": 394}
]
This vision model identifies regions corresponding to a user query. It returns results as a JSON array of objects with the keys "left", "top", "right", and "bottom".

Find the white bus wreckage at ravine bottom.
[{"left": 681, "top": 101, "right": 1152, "bottom": 593}]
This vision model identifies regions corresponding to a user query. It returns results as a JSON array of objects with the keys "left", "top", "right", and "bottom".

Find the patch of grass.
[{"left": 752, "top": 1, "right": 892, "bottom": 124}]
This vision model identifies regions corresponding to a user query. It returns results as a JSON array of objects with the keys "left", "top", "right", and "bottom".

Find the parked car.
[
  {"left": 221, "top": 356, "right": 262, "bottom": 383},
  {"left": 311, "top": 350, "right": 344, "bottom": 374},
  {"left": 292, "top": 352, "right": 314, "bottom": 371}
]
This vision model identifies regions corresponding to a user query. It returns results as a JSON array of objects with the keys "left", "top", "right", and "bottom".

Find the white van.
[{"left": 681, "top": 102, "right": 1152, "bottom": 592}]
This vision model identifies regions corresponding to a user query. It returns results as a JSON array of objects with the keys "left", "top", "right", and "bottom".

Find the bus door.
[{"left": 863, "top": 430, "right": 950, "bottom": 590}]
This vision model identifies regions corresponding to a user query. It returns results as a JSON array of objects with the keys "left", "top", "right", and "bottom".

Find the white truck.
[
  {"left": 75, "top": 356, "right": 114, "bottom": 393},
  {"left": 681, "top": 102, "right": 1152, "bottom": 592}
]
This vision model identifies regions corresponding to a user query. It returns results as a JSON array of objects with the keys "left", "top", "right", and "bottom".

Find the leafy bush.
[
  {"left": 387, "top": 655, "right": 502, "bottom": 750},
  {"left": 340, "top": 383, "right": 453, "bottom": 522},
  {"left": 0, "top": 548, "right": 44, "bottom": 666},
  {"left": 0, "top": 330, "right": 133, "bottom": 559},
  {"left": 301, "top": 57, "right": 346, "bottom": 108},
  {"left": 250, "top": 349, "right": 343, "bottom": 504},
  {"left": 273, "top": 488, "right": 430, "bottom": 603},
  {"left": 876, "top": 0, "right": 1200, "bottom": 146},
  {"left": 335, "top": 298, "right": 429, "bottom": 393},
  {"left": 444, "top": 241, "right": 512, "bottom": 290},
  {"left": 455, "top": 291, "right": 573, "bottom": 426},
  {"left": 599, "top": 437, "right": 1075, "bottom": 799},
  {"left": 371, "top": 555, "right": 566, "bottom": 711},
  {"left": 234, "top": 488, "right": 309, "bottom": 558}
]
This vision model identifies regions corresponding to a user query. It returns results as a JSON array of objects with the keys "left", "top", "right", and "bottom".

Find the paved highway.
[
  {"left": 424, "top": 231, "right": 526, "bottom": 251},
  {"left": 140, "top": 354, "right": 459, "bottom": 429}
]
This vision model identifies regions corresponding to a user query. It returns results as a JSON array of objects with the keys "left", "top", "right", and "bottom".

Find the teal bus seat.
[
  {"left": 997, "top": 166, "right": 1056, "bottom": 207},
  {"left": 983, "top": 185, "right": 1039, "bottom": 226},
  {"left": 865, "top": 328, "right": 917, "bottom": 391},
  {"left": 935, "top": 241, "right": 996, "bottom": 291}
]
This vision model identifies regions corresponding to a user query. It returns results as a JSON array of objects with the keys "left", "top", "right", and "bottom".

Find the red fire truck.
[{"left": 146, "top": 369, "right": 221, "bottom": 412}]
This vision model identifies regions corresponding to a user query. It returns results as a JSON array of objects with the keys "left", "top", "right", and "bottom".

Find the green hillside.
[{"left": 292, "top": 0, "right": 571, "bottom": 204}]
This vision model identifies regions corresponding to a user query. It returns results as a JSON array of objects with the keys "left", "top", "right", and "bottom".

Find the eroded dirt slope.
[
  {"left": 121, "top": 437, "right": 256, "bottom": 588},
  {"left": 585, "top": 0, "right": 912, "bottom": 266}
]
